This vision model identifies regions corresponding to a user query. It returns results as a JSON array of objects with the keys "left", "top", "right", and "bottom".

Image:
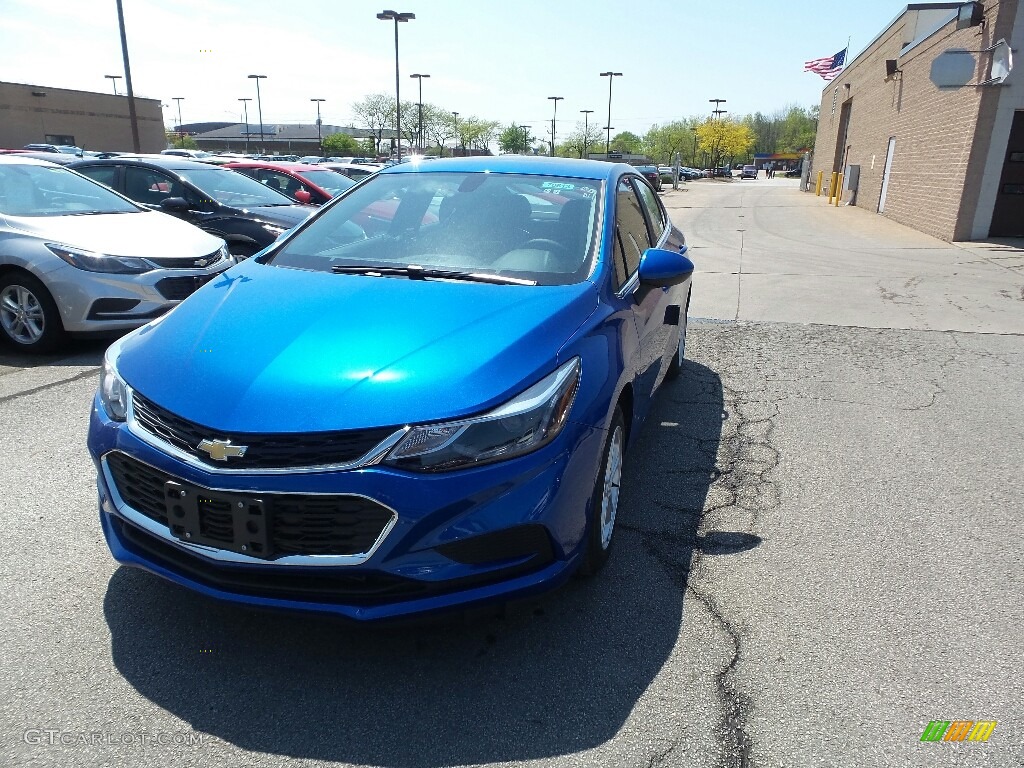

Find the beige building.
[
  {"left": 810, "top": 1, "right": 1023, "bottom": 240},
  {"left": 0, "top": 81, "right": 164, "bottom": 154}
]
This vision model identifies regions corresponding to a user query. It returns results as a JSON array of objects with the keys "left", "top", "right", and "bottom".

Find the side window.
[
  {"left": 614, "top": 178, "right": 651, "bottom": 285},
  {"left": 77, "top": 165, "right": 117, "bottom": 190},
  {"left": 633, "top": 178, "right": 667, "bottom": 243},
  {"left": 123, "top": 167, "right": 181, "bottom": 205}
]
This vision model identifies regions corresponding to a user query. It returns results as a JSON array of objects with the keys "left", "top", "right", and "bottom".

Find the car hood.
[
  {"left": 239, "top": 204, "right": 315, "bottom": 228},
  {"left": 115, "top": 261, "right": 598, "bottom": 432},
  {"left": 4, "top": 209, "right": 223, "bottom": 258}
]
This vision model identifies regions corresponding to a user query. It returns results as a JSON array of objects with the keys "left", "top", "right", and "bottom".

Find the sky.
[{"left": 3, "top": 0, "right": 907, "bottom": 139}]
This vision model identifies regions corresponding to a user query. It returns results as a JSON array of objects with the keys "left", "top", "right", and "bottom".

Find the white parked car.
[{"left": 0, "top": 156, "right": 230, "bottom": 352}]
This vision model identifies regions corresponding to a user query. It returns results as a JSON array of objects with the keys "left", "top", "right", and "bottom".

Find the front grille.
[
  {"left": 154, "top": 274, "right": 217, "bottom": 300},
  {"left": 106, "top": 453, "right": 394, "bottom": 559},
  {"left": 146, "top": 249, "right": 223, "bottom": 269},
  {"left": 131, "top": 392, "right": 397, "bottom": 470}
]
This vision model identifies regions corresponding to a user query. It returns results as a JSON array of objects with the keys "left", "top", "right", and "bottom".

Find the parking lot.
[{"left": 2, "top": 178, "right": 1021, "bottom": 767}]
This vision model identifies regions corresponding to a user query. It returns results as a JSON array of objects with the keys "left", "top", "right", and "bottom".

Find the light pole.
[
  {"left": 172, "top": 97, "right": 185, "bottom": 147},
  {"left": 377, "top": 10, "right": 415, "bottom": 161},
  {"left": 114, "top": 0, "right": 140, "bottom": 152},
  {"left": 599, "top": 71, "right": 622, "bottom": 156},
  {"left": 580, "top": 109, "right": 594, "bottom": 158},
  {"left": 547, "top": 96, "right": 563, "bottom": 157},
  {"left": 521, "top": 124, "right": 530, "bottom": 154},
  {"left": 105, "top": 75, "right": 122, "bottom": 95},
  {"left": 451, "top": 111, "right": 459, "bottom": 156},
  {"left": 311, "top": 98, "right": 326, "bottom": 156},
  {"left": 410, "top": 73, "right": 429, "bottom": 151},
  {"left": 248, "top": 74, "right": 267, "bottom": 154},
  {"left": 709, "top": 99, "right": 727, "bottom": 171},
  {"left": 238, "top": 98, "right": 251, "bottom": 154}
]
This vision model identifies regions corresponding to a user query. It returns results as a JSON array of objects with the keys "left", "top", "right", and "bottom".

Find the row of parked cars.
[{"left": 0, "top": 149, "right": 381, "bottom": 351}]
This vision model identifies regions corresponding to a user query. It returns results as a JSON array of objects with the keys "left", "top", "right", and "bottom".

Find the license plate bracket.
[{"left": 164, "top": 480, "right": 270, "bottom": 558}]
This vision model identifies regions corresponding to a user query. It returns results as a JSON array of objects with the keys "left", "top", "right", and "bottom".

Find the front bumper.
[
  {"left": 88, "top": 396, "right": 604, "bottom": 621},
  {"left": 48, "top": 260, "right": 231, "bottom": 333}
]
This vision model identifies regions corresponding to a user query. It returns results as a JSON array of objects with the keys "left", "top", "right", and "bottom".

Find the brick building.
[
  {"left": 809, "top": 1, "right": 1023, "bottom": 240},
  {"left": 0, "top": 81, "right": 164, "bottom": 154}
]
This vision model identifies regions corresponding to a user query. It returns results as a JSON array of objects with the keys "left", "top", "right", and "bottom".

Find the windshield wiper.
[{"left": 330, "top": 264, "right": 536, "bottom": 285}]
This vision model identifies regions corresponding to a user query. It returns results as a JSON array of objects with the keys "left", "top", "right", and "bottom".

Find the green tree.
[
  {"left": 321, "top": 132, "right": 363, "bottom": 156},
  {"left": 352, "top": 93, "right": 392, "bottom": 154},
  {"left": 166, "top": 131, "right": 196, "bottom": 149},
  {"left": 695, "top": 118, "right": 754, "bottom": 168},
  {"left": 560, "top": 122, "right": 605, "bottom": 158},
  {"left": 610, "top": 131, "right": 643, "bottom": 154},
  {"left": 644, "top": 121, "right": 697, "bottom": 164}
]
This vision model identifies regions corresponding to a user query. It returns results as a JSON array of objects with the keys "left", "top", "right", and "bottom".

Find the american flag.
[{"left": 804, "top": 48, "right": 847, "bottom": 80}]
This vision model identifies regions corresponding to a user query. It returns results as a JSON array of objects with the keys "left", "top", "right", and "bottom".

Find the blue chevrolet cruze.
[{"left": 87, "top": 156, "right": 694, "bottom": 622}]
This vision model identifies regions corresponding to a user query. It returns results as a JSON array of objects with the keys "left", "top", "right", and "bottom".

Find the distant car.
[
  {"left": 741, "top": 165, "right": 757, "bottom": 179},
  {"left": 224, "top": 161, "right": 356, "bottom": 205},
  {"left": 0, "top": 156, "right": 229, "bottom": 352},
  {"left": 70, "top": 156, "right": 316, "bottom": 260},
  {"left": 323, "top": 162, "right": 383, "bottom": 180},
  {"left": 785, "top": 166, "right": 803, "bottom": 178},
  {"left": 634, "top": 165, "right": 663, "bottom": 192},
  {"left": 658, "top": 167, "right": 675, "bottom": 183},
  {"left": 13, "top": 152, "right": 82, "bottom": 165},
  {"left": 160, "top": 149, "right": 213, "bottom": 160}
]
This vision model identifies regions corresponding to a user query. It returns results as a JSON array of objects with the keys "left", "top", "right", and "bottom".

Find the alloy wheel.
[
  {"left": 600, "top": 425, "right": 623, "bottom": 550},
  {"left": 0, "top": 284, "right": 45, "bottom": 345}
]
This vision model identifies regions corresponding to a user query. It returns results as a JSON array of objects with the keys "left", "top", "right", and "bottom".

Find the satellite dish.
[{"left": 930, "top": 49, "right": 977, "bottom": 87}]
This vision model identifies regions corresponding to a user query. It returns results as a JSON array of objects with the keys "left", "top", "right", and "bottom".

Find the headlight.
[
  {"left": 384, "top": 358, "right": 580, "bottom": 472},
  {"left": 99, "top": 354, "right": 129, "bottom": 421},
  {"left": 260, "top": 223, "right": 287, "bottom": 238},
  {"left": 47, "top": 244, "right": 151, "bottom": 274}
]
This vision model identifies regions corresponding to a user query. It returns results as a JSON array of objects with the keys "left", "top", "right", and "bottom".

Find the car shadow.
[
  {"left": 103, "top": 359, "right": 753, "bottom": 765},
  {"left": 0, "top": 337, "right": 110, "bottom": 370}
]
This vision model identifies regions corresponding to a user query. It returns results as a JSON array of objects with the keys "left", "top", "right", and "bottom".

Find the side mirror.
[
  {"left": 293, "top": 189, "right": 313, "bottom": 204},
  {"left": 638, "top": 246, "right": 694, "bottom": 287},
  {"left": 159, "top": 197, "right": 190, "bottom": 213}
]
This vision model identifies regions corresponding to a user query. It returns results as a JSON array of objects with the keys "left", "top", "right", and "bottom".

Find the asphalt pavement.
[{"left": 1, "top": 178, "right": 1021, "bottom": 768}]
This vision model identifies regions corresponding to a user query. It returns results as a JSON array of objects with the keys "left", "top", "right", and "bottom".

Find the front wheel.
[
  {"left": 0, "top": 273, "right": 65, "bottom": 353},
  {"left": 580, "top": 408, "right": 626, "bottom": 575},
  {"left": 665, "top": 293, "right": 689, "bottom": 380}
]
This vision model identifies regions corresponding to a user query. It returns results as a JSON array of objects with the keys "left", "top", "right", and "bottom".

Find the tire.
[
  {"left": 0, "top": 272, "right": 66, "bottom": 353},
  {"left": 580, "top": 408, "right": 626, "bottom": 576}
]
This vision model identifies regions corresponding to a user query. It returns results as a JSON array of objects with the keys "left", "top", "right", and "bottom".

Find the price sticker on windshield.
[{"left": 541, "top": 182, "right": 576, "bottom": 190}]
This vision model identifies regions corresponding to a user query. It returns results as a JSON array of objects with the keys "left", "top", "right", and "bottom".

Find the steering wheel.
[{"left": 521, "top": 238, "right": 568, "bottom": 254}]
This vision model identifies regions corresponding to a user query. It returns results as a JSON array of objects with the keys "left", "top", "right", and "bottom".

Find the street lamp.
[
  {"left": 105, "top": 75, "right": 122, "bottom": 95},
  {"left": 709, "top": 99, "right": 727, "bottom": 172},
  {"left": 172, "top": 97, "right": 185, "bottom": 148},
  {"left": 114, "top": 0, "right": 141, "bottom": 152},
  {"left": 238, "top": 98, "right": 251, "bottom": 154},
  {"left": 547, "top": 96, "right": 563, "bottom": 157},
  {"left": 311, "top": 98, "right": 326, "bottom": 156},
  {"left": 709, "top": 98, "right": 727, "bottom": 118},
  {"left": 599, "top": 71, "right": 622, "bottom": 156},
  {"left": 410, "top": 73, "right": 429, "bottom": 151},
  {"left": 580, "top": 109, "right": 594, "bottom": 158},
  {"left": 377, "top": 10, "right": 415, "bottom": 161},
  {"left": 248, "top": 74, "right": 267, "bottom": 154},
  {"left": 451, "top": 111, "right": 459, "bottom": 156}
]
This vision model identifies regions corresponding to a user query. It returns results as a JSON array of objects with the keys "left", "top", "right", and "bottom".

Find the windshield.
[
  {"left": 0, "top": 163, "right": 140, "bottom": 217},
  {"left": 266, "top": 171, "right": 602, "bottom": 286},
  {"left": 295, "top": 169, "right": 356, "bottom": 197},
  {"left": 177, "top": 167, "right": 295, "bottom": 207}
]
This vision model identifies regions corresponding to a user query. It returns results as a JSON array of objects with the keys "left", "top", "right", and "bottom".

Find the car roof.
[
  {"left": 382, "top": 155, "right": 631, "bottom": 181},
  {"left": 0, "top": 154, "right": 65, "bottom": 167},
  {"left": 224, "top": 161, "right": 330, "bottom": 172},
  {"left": 71, "top": 156, "right": 222, "bottom": 171}
]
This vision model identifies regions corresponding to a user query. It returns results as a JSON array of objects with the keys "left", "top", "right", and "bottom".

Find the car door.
[{"left": 612, "top": 176, "right": 666, "bottom": 415}]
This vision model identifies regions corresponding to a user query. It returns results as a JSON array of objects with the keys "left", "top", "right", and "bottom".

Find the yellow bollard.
[
  {"left": 827, "top": 172, "right": 837, "bottom": 202},
  {"left": 816, "top": 170, "right": 824, "bottom": 196},
  {"left": 834, "top": 173, "right": 844, "bottom": 206}
]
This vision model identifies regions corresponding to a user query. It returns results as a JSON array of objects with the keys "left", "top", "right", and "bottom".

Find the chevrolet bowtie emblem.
[{"left": 197, "top": 438, "right": 248, "bottom": 461}]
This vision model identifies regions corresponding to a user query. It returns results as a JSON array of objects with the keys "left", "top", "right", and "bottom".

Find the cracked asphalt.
[{"left": 2, "top": 180, "right": 1022, "bottom": 768}]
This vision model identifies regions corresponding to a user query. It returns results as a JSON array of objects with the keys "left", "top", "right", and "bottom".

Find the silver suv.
[{"left": 0, "top": 156, "right": 230, "bottom": 352}]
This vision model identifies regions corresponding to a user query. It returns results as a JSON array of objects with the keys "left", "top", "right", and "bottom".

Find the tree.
[
  {"left": 352, "top": 93, "right": 392, "bottom": 154},
  {"left": 499, "top": 124, "right": 528, "bottom": 154},
  {"left": 165, "top": 131, "right": 196, "bottom": 149},
  {"left": 321, "top": 132, "right": 363, "bottom": 156},
  {"left": 422, "top": 104, "right": 456, "bottom": 155},
  {"left": 560, "top": 122, "right": 605, "bottom": 158},
  {"left": 610, "top": 131, "right": 643, "bottom": 154},
  {"left": 695, "top": 118, "right": 754, "bottom": 168},
  {"left": 644, "top": 121, "right": 697, "bottom": 164}
]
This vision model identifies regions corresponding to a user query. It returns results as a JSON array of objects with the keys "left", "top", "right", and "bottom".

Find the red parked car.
[{"left": 224, "top": 161, "right": 356, "bottom": 205}]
